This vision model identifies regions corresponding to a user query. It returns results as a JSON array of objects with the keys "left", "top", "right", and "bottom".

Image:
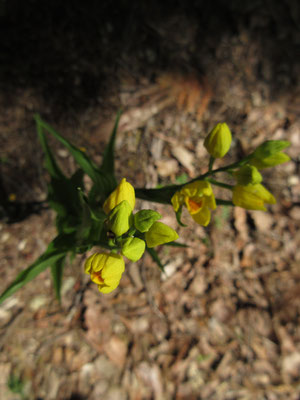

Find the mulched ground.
[{"left": 0, "top": 1, "right": 299, "bottom": 399}]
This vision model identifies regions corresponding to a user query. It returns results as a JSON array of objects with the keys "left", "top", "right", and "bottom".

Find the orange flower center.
[
  {"left": 91, "top": 271, "right": 105, "bottom": 285},
  {"left": 188, "top": 198, "right": 203, "bottom": 213}
]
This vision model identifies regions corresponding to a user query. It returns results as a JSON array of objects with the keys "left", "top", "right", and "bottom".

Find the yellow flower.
[
  {"left": 171, "top": 181, "right": 216, "bottom": 226},
  {"left": 103, "top": 178, "right": 135, "bottom": 214},
  {"left": 84, "top": 252, "right": 125, "bottom": 293},
  {"left": 204, "top": 122, "right": 232, "bottom": 158},
  {"left": 232, "top": 184, "right": 276, "bottom": 211}
]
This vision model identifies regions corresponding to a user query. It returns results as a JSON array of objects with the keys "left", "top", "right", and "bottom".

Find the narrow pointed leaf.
[
  {"left": 164, "top": 241, "right": 188, "bottom": 248},
  {"left": 146, "top": 247, "right": 165, "bottom": 272},
  {"left": 51, "top": 255, "right": 66, "bottom": 302},
  {"left": 36, "top": 115, "right": 117, "bottom": 201},
  {"left": 36, "top": 117, "right": 65, "bottom": 180},
  {"left": 100, "top": 110, "right": 122, "bottom": 174},
  {"left": 0, "top": 238, "right": 68, "bottom": 304}
]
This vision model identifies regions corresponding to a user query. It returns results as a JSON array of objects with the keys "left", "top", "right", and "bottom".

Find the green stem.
[
  {"left": 135, "top": 157, "right": 251, "bottom": 204},
  {"left": 207, "top": 157, "right": 251, "bottom": 176},
  {"left": 208, "top": 156, "right": 215, "bottom": 172},
  {"left": 184, "top": 157, "right": 251, "bottom": 186},
  {"left": 215, "top": 199, "right": 234, "bottom": 206},
  {"left": 205, "top": 178, "right": 234, "bottom": 190}
]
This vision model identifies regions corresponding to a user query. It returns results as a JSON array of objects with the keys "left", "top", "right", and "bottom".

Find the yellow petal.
[
  {"left": 84, "top": 253, "right": 98, "bottom": 274},
  {"left": 103, "top": 178, "right": 135, "bottom": 214},
  {"left": 98, "top": 280, "right": 121, "bottom": 293},
  {"left": 101, "top": 254, "right": 125, "bottom": 284},
  {"left": 84, "top": 253, "right": 125, "bottom": 294},
  {"left": 191, "top": 206, "right": 211, "bottom": 226}
]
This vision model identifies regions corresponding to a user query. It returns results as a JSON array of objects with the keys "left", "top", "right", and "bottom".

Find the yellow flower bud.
[
  {"left": 234, "top": 165, "right": 262, "bottom": 185},
  {"left": 145, "top": 222, "right": 178, "bottom": 248},
  {"left": 249, "top": 152, "right": 290, "bottom": 169},
  {"left": 232, "top": 184, "right": 276, "bottom": 211},
  {"left": 103, "top": 178, "right": 135, "bottom": 214},
  {"left": 84, "top": 252, "right": 125, "bottom": 293},
  {"left": 204, "top": 122, "right": 232, "bottom": 158},
  {"left": 122, "top": 237, "right": 146, "bottom": 262},
  {"left": 107, "top": 200, "right": 133, "bottom": 237},
  {"left": 249, "top": 140, "right": 290, "bottom": 169},
  {"left": 171, "top": 180, "right": 216, "bottom": 226}
]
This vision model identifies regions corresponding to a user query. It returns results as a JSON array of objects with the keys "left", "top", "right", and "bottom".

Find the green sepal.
[
  {"left": 233, "top": 165, "right": 262, "bottom": 185},
  {"left": 251, "top": 140, "right": 290, "bottom": 159},
  {"left": 134, "top": 209, "right": 161, "bottom": 232},
  {"left": 107, "top": 200, "right": 133, "bottom": 237},
  {"left": 145, "top": 222, "right": 179, "bottom": 248},
  {"left": 121, "top": 237, "right": 146, "bottom": 262}
]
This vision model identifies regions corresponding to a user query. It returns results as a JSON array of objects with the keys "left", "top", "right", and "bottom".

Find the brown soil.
[{"left": 0, "top": 1, "right": 299, "bottom": 399}]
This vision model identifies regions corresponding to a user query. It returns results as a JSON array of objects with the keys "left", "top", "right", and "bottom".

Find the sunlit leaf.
[{"left": 0, "top": 237, "right": 68, "bottom": 305}]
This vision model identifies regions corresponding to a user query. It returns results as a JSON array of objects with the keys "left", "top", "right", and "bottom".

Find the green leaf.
[
  {"left": 0, "top": 237, "right": 68, "bottom": 305},
  {"left": 175, "top": 207, "right": 187, "bottom": 227},
  {"left": 36, "top": 114, "right": 87, "bottom": 233},
  {"left": 35, "top": 114, "right": 116, "bottom": 199},
  {"left": 36, "top": 117, "right": 65, "bottom": 180},
  {"left": 51, "top": 254, "right": 66, "bottom": 303},
  {"left": 75, "top": 189, "right": 106, "bottom": 249},
  {"left": 164, "top": 241, "right": 188, "bottom": 248},
  {"left": 146, "top": 247, "right": 165, "bottom": 272},
  {"left": 100, "top": 110, "right": 122, "bottom": 174}
]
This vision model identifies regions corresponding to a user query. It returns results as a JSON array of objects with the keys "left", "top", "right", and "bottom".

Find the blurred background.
[{"left": 0, "top": 0, "right": 299, "bottom": 399}]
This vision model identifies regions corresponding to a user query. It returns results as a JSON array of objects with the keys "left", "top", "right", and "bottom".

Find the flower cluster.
[
  {"left": 84, "top": 125, "right": 291, "bottom": 294},
  {"left": 85, "top": 178, "right": 178, "bottom": 293},
  {"left": 171, "top": 123, "right": 290, "bottom": 225}
]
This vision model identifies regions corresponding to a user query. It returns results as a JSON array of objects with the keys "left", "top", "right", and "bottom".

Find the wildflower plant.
[{"left": 0, "top": 116, "right": 291, "bottom": 303}]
